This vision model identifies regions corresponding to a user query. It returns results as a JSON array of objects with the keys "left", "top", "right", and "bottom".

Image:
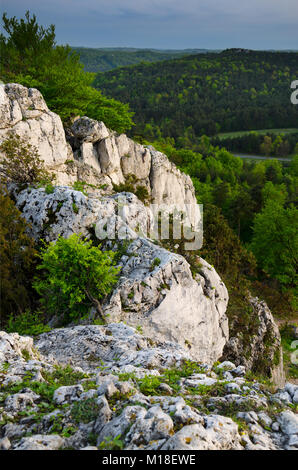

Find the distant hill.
[
  {"left": 93, "top": 49, "right": 298, "bottom": 142},
  {"left": 72, "top": 47, "right": 220, "bottom": 72}
]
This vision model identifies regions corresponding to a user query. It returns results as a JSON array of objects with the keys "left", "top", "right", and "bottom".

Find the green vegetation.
[
  {"left": 33, "top": 234, "right": 120, "bottom": 324},
  {"left": 6, "top": 310, "right": 51, "bottom": 336},
  {"left": 0, "top": 133, "right": 53, "bottom": 185},
  {"left": 113, "top": 174, "right": 150, "bottom": 204},
  {"left": 117, "top": 360, "right": 207, "bottom": 396},
  {"left": 0, "top": 187, "right": 37, "bottom": 328},
  {"left": 212, "top": 131, "right": 298, "bottom": 158},
  {"left": 94, "top": 49, "right": 298, "bottom": 145},
  {"left": 0, "top": 11, "right": 133, "bottom": 132},
  {"left": 280, "top": 324, "right": 298, "bottom": 380},
  {"left": 98, "top": 434, "right": 124, "bottom": 450},
  {"left": 250, "top": 201, "right": 297, "bottom": 293},
  {"left": 42, "top": 364, "right": 88, "bottom": 386},
  {"left": 71, "top": 397, "right": 102, "bottom": 424},
  {"left": 150, "top": 257, "right": 161, "bottom": 271},
  {"left": 0, "top": 365, "right": 90, "bottom": 431}
]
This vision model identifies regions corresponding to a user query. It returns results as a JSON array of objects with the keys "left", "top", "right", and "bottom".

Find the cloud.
[
  {"left": 1, "top": 0, "right": 298, "bottom": 48},
  {"left": 2, "top": 0, "right": 298, "bottom": 21}
]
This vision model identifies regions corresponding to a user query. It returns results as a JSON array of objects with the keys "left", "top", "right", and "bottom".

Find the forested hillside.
[
  {"left": 94, "top": 49, "right": 298, "bottom": 144},
  {"left": 72, "top": 47, "right": 214, "bottom": 72}
]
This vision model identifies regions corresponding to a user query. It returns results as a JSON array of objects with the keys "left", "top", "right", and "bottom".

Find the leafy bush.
[
  {"left": 98, "top": 435, "right": 124, "bottom": 450},
  {"left": 6, "top": 310, "right": 51, "bottom": 336},
  {"left": 42, "top": 364, "right": 87, "bottom": 386},
  {"left": 0, "top": 187, "right": 37, "bottom": 327},
  {"left": 33, "top": 234, "right": 120, "bottom": 324},
  {"left": 134, "top": 185, "right": 150, "bottom": 204},
  {"left": 0, "top": 133, "right": 53, "bottom": 185},
  {"left": 250, "top": 201, "right": 298, "bottom": 290},
  {"left": 71, "top": 397, "right": 103, "bottom": 424}
]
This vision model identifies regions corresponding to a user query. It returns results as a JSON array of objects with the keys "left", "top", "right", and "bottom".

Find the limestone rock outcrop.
[
  {"left": 0, "top": 84, "right": 198, "bottom": 229},
  {"left": 13, "top": 185, "right": 228, "bottom": 364},
  {"left": 13, "top": 186, "right": 152, "bottom": 243},
  {"left": 0, "top": 83, "right": 71, "bottom": 166}
]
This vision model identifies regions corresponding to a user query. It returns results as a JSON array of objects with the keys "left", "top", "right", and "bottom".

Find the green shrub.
[
  {"left": 6, "top": 310, "right": 51, "bottom": 336},
  {"left": 72, "top": 202, "right": 79, "bottom": 214},
  {"left": 71, "top": 397, "right": 102, "bottom": 424},
  {"left": 98, "top": 434, "right": 124, "bottom": 450},
  {"left": 135, "top": 185, "right": 150, "bottom": 203},
  {"left": 0, "top": 187, "right": 37, "bottom": 327},
  {"left": 72, "top": 181, "right": 88, "bottom": 196},
  {"left": 0, "top": 133, "right": 53, "bottom": 185},
  {"left": 42, "top": 365, "right": 87, "bottom": 387},
  {"left": 33, "top": 234, "right": 120, "bottom": 324},
  {"left": 150, "top": 257, "right": 161, "bottom": 271},
  {"left": 45, "top": 183, "right": 55, "bottom": 194}
]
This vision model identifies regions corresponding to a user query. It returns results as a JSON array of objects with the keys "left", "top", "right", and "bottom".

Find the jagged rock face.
[
  {"left": 0, "top": 85, "right": 198, "bottom": 225},
  {"left": 13, "top": 186, "right": 228, "bottom": 364},
  {"left": 70, "top": 118, "right": 198, "bottom": 222},
  {"left": 71, "top": 116, "right": 109, "bottom": 143},
  {"left": 149, "top": 147, "right": 195, "bottom": 208},
  {"left": 104, "top": 238, "right": 228, "bottom": 364},
  {"left": 222, "top": 296, "right": 285, "bottom": 387},
  {"left": 0, "top": 84, "right": 71, "bottom": 166},
  {"left": 13, "top": 186, "right": 152, "bottom": 243},
  {"left": 0, "top": 328, "right": 297, "bottom": 451},
  {"left": 35, "top": 323, "right": 194, "bottom": 373}
]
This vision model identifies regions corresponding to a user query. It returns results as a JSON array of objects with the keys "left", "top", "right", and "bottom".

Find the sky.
[{"left": 1, "top": 0, "right": 298, "bottom": 50}]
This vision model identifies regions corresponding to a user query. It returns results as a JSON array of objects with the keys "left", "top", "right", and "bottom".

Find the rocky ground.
[{"left": 0, "top": 324, "right": 297, "bottom": 451}]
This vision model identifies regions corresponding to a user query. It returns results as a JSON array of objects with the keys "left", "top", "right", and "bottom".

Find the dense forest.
[
  {"left": 72, "top": 47, "right": 214, "bottom": 72},
  {"left": 94, "top": 49, "right": 298, "bottom": 146},
  {"left": 211, "top": 131, "right": 298, "bottom": 157}
]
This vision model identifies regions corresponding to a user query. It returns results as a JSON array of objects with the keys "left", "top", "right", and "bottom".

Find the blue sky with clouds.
[{"left": 1, "top": 0, "right": 298, "bottom": 49}]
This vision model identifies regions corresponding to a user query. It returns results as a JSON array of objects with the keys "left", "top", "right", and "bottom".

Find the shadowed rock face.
[{"left": 222, "top": 296, "right": 285, "bottom": 387}]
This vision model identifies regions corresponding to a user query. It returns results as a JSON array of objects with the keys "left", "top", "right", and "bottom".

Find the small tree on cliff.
[
  {"left": 0, "top": 133, "right": 53, "bottom": 185},
  {"left": 0, "top": 186, "right": 37, "bottom": 326},
  {"left": 33, "top": 234, "right": 120, "bottom": 324}
]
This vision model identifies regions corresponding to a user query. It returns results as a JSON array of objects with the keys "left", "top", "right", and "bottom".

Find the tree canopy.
[
  {"left": 0, "top": 11, "right": 134, "bottom": 132},
  {"left": 33, "top": 234, "right": 120, "bottom": 324}
]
